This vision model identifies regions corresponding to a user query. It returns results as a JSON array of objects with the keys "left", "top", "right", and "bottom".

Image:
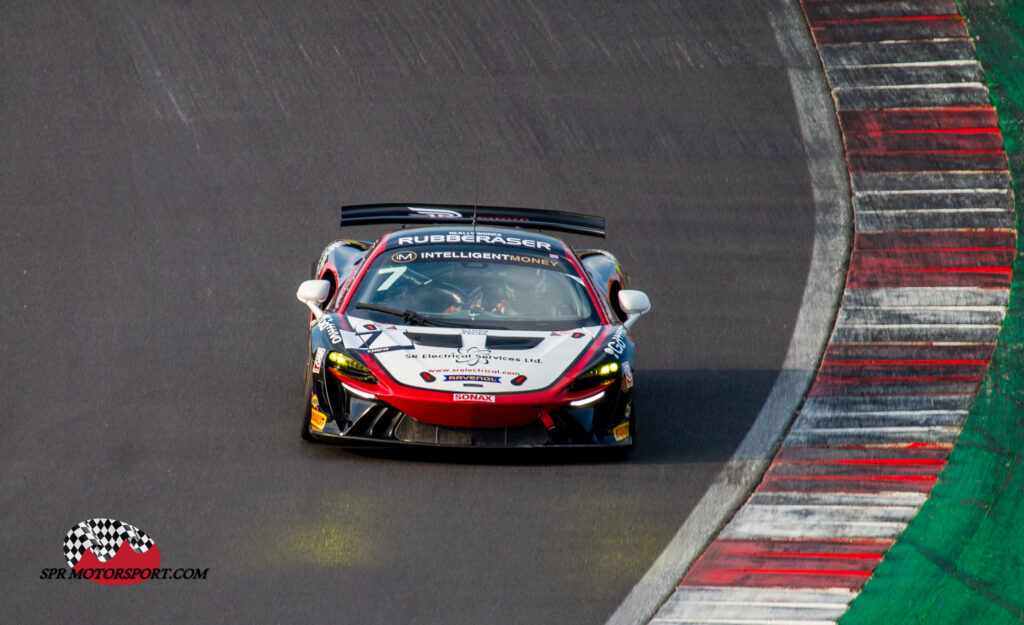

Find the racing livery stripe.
[{"left": 648, "top": 2, "right": 1015, "bottom": 624}]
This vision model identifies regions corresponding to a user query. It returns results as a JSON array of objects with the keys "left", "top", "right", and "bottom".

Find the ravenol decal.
[
  {"left": 390, "top": 251, "right": 417, "bottom": 263},
  {"left": 604, "top": 327, "right": 626, "bottom": 357},
  {"left": 409, "top": 206, "right": 463, "bottom": 219},
  {"left": 317, "top": 317, "right": 343, "bottom": 344},
  {"left": 444, "top": 374, "right": 501, "bottom": 384},
  {"left": 63, "top": 519, "right": 160, "bottom": 586},
  {"left": 453, "top": 393, "right": 495, "bottom": 403},
  {"left": 312, "top": 348, "right": 326, "bottom": 374},
  {"left": 395, "top": 232, "right": 552, "bottom": 251}
]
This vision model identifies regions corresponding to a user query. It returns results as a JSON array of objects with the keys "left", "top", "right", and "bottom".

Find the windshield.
[{"left": 345, "top": 245, "right": 602, "bottom": 330}]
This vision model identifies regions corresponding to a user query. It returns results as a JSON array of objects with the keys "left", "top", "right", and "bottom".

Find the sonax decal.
[{"left": 453, "top": 393, "right": 495, "bottom": 403}]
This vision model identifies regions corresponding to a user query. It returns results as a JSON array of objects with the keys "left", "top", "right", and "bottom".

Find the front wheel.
[{"left": 300, "top": 358, "right": 316, "bottom": 442}]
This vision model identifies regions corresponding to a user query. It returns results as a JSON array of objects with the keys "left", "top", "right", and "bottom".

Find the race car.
[{"left": 295, "top": 204, "right": 650, "bottom": 448}]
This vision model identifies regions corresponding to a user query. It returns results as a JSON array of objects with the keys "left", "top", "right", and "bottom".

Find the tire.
[
  {"left": 300, "top": 357, "right": 316, "bottom": 442},
  {"left": 628, "top": 395, "right": 636, "bottom": 447}
]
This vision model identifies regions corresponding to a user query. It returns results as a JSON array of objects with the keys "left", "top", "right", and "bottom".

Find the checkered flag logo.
[{"left": 63, "top": 518, "right": 155, "bottom": 568}]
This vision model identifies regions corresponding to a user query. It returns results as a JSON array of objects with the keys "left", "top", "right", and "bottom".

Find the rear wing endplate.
[{"left": 339, "top": 203, "right": 605, "bottom": 237}]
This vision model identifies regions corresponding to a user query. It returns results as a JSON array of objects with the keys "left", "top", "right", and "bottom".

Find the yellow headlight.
[
  {"left": 568, "top": 359, "right": 621, "bottom": 392},
  {"left": 326, "top": 351, "right": 376, "bottom": 383}
]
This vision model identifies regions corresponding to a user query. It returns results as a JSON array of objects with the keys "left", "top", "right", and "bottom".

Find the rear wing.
[{"left": 339, "top": 203, "right": 605, "bottom": 237}]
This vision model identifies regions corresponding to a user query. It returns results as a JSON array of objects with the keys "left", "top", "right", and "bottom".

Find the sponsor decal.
[
  {"left": 414, "top": 250, "right": 559, "bottom": 268},
  {"left": 409, "top": 206, "right": 463, "bottom": 219},
  {"left": 603, "top": 327, "right": 627, "bottom": 357},
  {"left": 456, "top": 346, "right": 491, "bottom": 364},
  {"left": 427, "top": 367, "right": 521, "bottom": 375},
  {"left": 317, "top": 316, "right": 344, "bottom": 344},
  {"left": 456, "top": 346, "right": 491, "bottom": 366},
  {"left": 395, "top": 232, "right": 553, "bottom": 251},
  {"left": 312, "top": 348, "right": 326, "bottom": 373},
  {"left": 316, "top": 240, "right": 349, "bottom": 275},
  {"left": 453, "top": 393, "right": 495, "bottom": 403},
  {"left": 461, "top": 328, "right": 488, "bottom": 335},
  {"left": 621, "top": 361, "right": 634, "bottom": 391},
  {"left": 310, "top": 408, "right": 328, "bottom": 432},
  {"left": 625, "top": 402, "right": 631, "bottom": 418},
  {"left": 415, "top": 348, "right": 540, "bottom": 366},
  {"left": 444, "top": 374, "right": 501, "bottom": 384},
  {"left": 390, "top": 251, "right": 417, "bottom": 263},
  {"left": 613, "top": 422, "right": 630, "bottom": 442},
  {"left": 351, "top": 328, "right": 414, "bottom": 354}
]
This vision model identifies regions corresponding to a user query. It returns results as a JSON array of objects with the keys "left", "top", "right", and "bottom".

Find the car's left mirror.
[{"left": 297, "top": 279, "right": 331, "bottom": 320}]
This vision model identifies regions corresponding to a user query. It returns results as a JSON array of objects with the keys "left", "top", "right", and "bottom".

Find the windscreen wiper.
[{"left": 354, "top": 302, "right": 463, "bottom": 328}]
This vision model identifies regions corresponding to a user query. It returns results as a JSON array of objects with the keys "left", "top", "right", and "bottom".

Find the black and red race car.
[{"left": 296, "top": 204, "right": 650, "bottom": 448}]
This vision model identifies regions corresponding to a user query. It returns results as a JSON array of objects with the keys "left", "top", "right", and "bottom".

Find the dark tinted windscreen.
[{"left": 346, "top": 245, "right": 602, "bottom": 330}]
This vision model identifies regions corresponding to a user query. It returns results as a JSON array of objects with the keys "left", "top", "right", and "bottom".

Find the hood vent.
[
  {"left": 485, "top": 336, "right": 544, "bottom": 350},
  {"left": 405, "top": 332, "right": 463, "bottom": 348}
]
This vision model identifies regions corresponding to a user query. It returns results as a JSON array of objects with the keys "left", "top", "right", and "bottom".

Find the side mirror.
[
  {"left": 297, "top": 280, "right": 331, "bottom": 320},
  {"left": 618, "top": 290, "right": 651, "bottom": 329}
]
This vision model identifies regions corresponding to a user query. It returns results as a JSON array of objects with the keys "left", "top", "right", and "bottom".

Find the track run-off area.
[{"left": 637, "top": 1, "right": 1023, "bottom": 624}]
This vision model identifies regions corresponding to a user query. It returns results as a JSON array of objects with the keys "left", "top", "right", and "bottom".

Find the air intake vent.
[
  {"left": 404, "top": 332, "right": 463, "bottom": 348},
  {"left": 394, "top": 415, "right": 549, "bottom": 447},
  {"left": 485, "top": 336, "right": 544, "bottom": 350}
]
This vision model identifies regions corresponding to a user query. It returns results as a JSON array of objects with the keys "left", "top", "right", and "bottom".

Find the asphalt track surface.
[{"left": 1, "top": 3, "right": 816, "bottom": 624}]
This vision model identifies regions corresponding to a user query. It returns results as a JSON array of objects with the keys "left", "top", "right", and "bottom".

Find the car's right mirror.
[{"left": 618, "top": 290, "right": 651, "bottom": 329}]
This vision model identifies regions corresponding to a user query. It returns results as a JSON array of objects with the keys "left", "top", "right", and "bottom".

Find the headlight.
[
  {"left": 568, "top": 359, "right": 619, "bottom": 392},
  {"left": 326, "top": 350, "right": 377, "bottom": 383}
]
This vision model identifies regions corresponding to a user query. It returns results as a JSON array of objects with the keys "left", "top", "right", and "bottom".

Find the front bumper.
[{"left": 307, "top": 396, "right": 633, "bottom": 448}]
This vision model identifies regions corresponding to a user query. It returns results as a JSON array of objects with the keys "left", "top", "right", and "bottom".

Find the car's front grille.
[{"left": 393, "top": 414, "right": 549, "bottom": 447}]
